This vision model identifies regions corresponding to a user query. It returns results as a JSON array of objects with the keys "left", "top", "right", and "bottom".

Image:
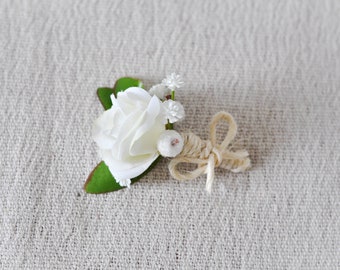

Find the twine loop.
[{"left": 169, "top": 111, "right": 251, "bottom": 193}]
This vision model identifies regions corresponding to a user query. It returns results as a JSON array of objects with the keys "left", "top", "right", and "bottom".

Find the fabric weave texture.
[{"left": 0, "top": 0, "right": 339, "bottom": 269}]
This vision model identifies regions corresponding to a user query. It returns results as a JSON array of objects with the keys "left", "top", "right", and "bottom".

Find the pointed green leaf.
[
  {"left": 114, "top": 77, "right": 143, "bottom": 95},
  {"left": 85, "top": 162, "right": 121, "bottom": 193},
  {"left": 97, "top": 87, "right": 115, "bottom": 110},
  {"left": 96, "top": 78, "right": 143, "bottom": 110},
  {"left": 84, "top": 157, "right": 161, "bottom": 194}
]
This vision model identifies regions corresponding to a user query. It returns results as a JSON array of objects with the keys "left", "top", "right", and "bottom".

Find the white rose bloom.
[
  {"left": 163, "top": 100, "right": 185, "bottom": 123},
  {"left": 92, "top": 87, "right": 167, "bottom": 183},
  {"left": 149, "top": 84, "right": 170, "bottom": 100}
]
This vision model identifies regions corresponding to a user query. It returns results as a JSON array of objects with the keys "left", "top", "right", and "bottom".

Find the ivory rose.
[{"left": 92, "top": 87, "right": 167, "bottom": 185}]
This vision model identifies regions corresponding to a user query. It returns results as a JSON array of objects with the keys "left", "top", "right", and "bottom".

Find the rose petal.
[
  {"left": 129, "top": 96, "right": 165, "bottom": 155},
  {"left": 92, "top": 108, "right": 118, "bottom": 149},
  {"left": 93, "top": 86, "right": 166, "bottom": 181},
  {"left": 100, "top": 149, "right": 159, "bottom": 180},
  {"left": 117, "top": 87, "right": 151, "bottom": 105}
]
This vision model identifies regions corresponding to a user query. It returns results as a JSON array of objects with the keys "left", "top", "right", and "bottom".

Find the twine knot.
[
  {"left": 169, "top": 111, "right": 251, "bottom": 193},
  {"left": 210, "top": 146, "right": 223, "bottom": 167}
]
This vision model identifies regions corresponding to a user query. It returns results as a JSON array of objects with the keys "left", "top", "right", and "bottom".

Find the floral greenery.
[
  {"left": 97, "top": 78, "right": 143, "bottom": 110},
  {"left": 84, "top": 157, "right": 161, "bottom": 194}
]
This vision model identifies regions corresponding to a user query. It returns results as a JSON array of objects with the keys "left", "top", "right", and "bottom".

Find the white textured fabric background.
[{"left": 1, "top": 0, "right": 339, "bottom": 269}]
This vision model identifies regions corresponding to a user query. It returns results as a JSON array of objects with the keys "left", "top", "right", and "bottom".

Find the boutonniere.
[{"left": 85, "top": 74, "right": 251, "bottom": 194}]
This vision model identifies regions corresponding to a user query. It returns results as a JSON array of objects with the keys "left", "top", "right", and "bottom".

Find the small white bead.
[{"left": 157, "top": 130, "right": 184, "bottom": 157}]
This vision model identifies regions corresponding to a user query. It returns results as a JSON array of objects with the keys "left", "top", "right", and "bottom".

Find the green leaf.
[
  {"left": 84, "top": 157, "right": 161, "bottom": 194},
  {"left": 114, "top": 77, "right": 143, "bottom": 95},
  {"left": 96, "top": 78, "right": 143, "bottom": 110},
  {"left": 97, "top": 87, "right": 115, "bottom": 110},
  {"left": 85, "top": 162, "right": 121, "bottom": 193}
]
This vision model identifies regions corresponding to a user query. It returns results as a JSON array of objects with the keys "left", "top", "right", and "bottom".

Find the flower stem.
[
  {"left": 166, "top": 121, "right": 173, "bottom": 130},
  {"left": 166, "top": 89, "right": 175, "bottom": 130}
]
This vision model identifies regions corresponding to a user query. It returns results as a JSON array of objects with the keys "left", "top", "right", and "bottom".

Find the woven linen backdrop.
[{"left": 0, "top": 0, "right": 339, "bottom": 269}]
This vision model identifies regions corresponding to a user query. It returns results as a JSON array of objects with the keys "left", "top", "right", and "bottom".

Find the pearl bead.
[{"left": 157, "top": 130, "right": 184, "bottom": 157}]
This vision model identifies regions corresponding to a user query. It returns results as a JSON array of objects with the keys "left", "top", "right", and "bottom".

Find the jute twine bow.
[{"left": 169, "top": 111, "right": 251, "bottom": 193}]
